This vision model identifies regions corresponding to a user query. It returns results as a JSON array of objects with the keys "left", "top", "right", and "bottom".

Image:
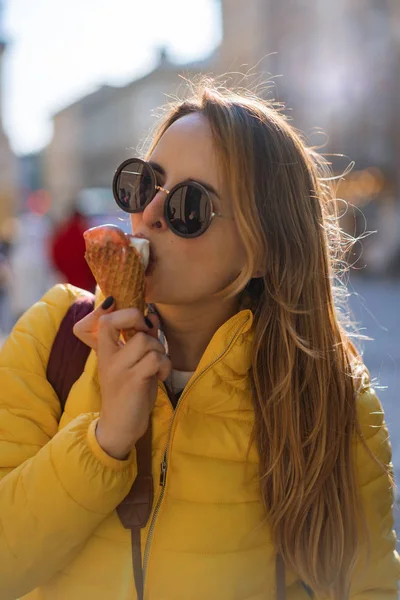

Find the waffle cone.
[{"left": 85, "top": 240, "right": 146, "bottom": 341}]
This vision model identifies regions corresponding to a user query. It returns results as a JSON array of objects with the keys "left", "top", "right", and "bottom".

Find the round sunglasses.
[{"left": 112, "top": 158, "right": 230, "bottom": 238}]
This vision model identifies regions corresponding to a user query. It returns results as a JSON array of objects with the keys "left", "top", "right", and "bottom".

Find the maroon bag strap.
[
  {"left": 46, "top": 294, "right": 95, "bottom": 411},
  {"left": 116, "top": 425, "right": 153, "bottom": 600}
]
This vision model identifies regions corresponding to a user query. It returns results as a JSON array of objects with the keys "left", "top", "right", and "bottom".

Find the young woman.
[{"left": 0, "top": 82, "right": 399, "bottom": 600}]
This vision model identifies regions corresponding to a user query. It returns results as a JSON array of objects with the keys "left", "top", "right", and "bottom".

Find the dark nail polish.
[
  {"left": 101, "top": 296, "right": 114, "bottom": 310},
  {"left": 144, "top": 316, "right": 154, "bottom": 329}
]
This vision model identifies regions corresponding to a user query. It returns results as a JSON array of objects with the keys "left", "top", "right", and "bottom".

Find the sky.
[{"left": 2, "top": 0, "right": 221, "bottom": 156}]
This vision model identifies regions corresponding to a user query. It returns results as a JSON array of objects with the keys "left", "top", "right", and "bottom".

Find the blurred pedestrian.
[
  {"left": 50, "top": 204, "right": 96, "bottom": 292},
  {"left": 8, "top": 211, "right": 56, "bottom": 322},
  {"left": 0, "top": 81, "right": 399, "bottom": 600}
]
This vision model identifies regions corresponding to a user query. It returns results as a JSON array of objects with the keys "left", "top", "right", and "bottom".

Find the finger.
[
  {"left": 116, "top": 332, "right": 166, "bottom": 371},
  {"left": 157, "top": 353, "right": 172, "bottom": 382},
  {"left": 122, "top": 311, "right": 160, "bottom": 342},
  {"left": 97, "top": 308, "right": 152, "bottom": 364},
  {"left": 132, "top": 351, "right": 172, "bottom": 384},
  {"left": 144, "top": 312, "right": 161, "bottom": 341},
  {"left": 73, "top": 296, "right": 115, "bottom": 350}
]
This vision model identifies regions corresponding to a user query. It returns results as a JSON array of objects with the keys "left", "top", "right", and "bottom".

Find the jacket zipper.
[{"left": 142, "top": 315, "right": 251, "bottom": 589}]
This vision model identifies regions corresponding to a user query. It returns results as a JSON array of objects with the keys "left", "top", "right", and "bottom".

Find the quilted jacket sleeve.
[
  {"left": 0, "top": 284, "right": 137, "bottom": 600},
  {"left": 349, "top": 379, "right": 400, "bottom": 598}
]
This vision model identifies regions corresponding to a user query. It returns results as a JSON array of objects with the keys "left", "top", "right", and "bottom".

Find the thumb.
[{"left": 73, "top": 295, "right": 115, "bottom": 350}]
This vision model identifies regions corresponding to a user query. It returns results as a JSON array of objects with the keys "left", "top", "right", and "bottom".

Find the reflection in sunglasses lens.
[
  {"left": 167, "top": 184, "right": 211, "bottom": 236},
  {"left": 116, "top": 161, "right": 154, "bottom": 211}
]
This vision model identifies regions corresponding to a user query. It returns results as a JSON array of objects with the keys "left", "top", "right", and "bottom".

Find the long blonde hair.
[{"left": 145, "top": 80, "right": 377, "bottom": 599}]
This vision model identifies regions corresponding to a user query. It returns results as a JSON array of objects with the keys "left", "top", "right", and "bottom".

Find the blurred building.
[
  {"left": 0, "top": 1, "right": 17, "bottom": 241},
  {"left": 19, "top": 152, "right": 44, "bottom": 195},
  {"left": 216, "top": 0, "right": 400, "bottom": 274},
  {"left": 17, "top": 152, "right": 46, "bottom": 214},
  {"left": 217, "top": 0, "right": 399, "bottom": 169},
  {"left": 44, "top": 50, "right": 204, "bottom": 221}
]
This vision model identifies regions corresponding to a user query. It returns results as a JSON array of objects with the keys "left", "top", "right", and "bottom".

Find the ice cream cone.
[{"left": 83, "top": 225, "right": 149, "bottom": 341}]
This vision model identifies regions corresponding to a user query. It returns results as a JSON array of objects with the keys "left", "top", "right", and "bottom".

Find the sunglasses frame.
[{"left": 112, "top": 157, "right": 225, "bottom": 238}]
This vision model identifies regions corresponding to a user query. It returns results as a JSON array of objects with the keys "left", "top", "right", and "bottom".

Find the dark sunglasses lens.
[
  {"left": 166, "top": 185, "right": 211, "bottom": 236},
  {"left": 115, "top": 161, "right": 153, "bottom": 211}
]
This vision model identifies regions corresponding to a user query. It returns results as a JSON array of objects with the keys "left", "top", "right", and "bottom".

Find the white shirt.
[{"left": 170, "top": 369, "right": 194, "bottom": 395}]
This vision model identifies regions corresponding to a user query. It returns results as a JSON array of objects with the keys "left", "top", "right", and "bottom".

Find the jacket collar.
[
  {"left": 92, "top": 286, "right": 254, "bottom": 382},
  {"left": 195, "top": 309, "right": 253, "bottom": 378}
]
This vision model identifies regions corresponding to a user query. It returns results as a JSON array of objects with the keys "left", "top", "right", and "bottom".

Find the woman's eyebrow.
[
  {"left": 148, "top": 160, "right": 220, "bottom": 199},
  {"left": 195, "top": 179, "right": 220, "bottom": 200}
]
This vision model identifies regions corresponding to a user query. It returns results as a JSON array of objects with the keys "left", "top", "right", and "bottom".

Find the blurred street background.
[{"left": 0, "top": 0, "right": 398, "bottom": 534}]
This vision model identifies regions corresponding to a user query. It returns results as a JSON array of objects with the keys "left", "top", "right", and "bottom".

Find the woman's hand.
[{"left": 73, "top": 297, "right": 171, "bottom": 459}]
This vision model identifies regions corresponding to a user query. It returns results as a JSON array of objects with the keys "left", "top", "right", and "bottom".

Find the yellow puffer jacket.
[{"left": 0, "top": 284, "right": 399, "bottom": 600}]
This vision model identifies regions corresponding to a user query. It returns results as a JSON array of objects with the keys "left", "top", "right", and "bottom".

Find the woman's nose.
[{"left": 141, "top": 190, "right": 169, "bottom": 232}]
